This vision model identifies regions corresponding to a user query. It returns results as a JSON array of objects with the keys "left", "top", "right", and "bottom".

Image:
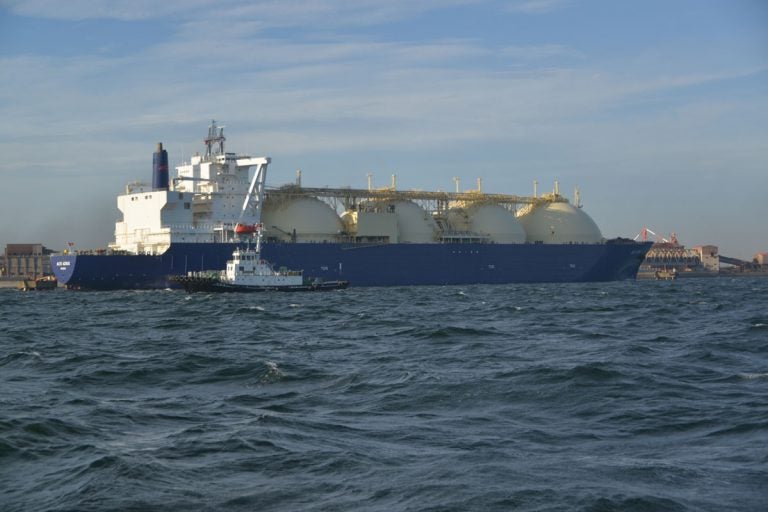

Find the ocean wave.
[{"left": 2, "top": 280, "right": 768, "bottom": 511}]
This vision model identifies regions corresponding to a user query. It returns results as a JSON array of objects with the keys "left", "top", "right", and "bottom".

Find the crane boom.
[{"left": 235, "top": 158, "right": 270, "bottom": 236}]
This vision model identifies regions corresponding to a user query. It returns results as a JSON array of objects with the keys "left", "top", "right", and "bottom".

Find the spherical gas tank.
[
  {"left": 387, "top": 201, "right": 436, "bottom": 243},
  {"left": 466, "top": 203, "right": 526, "bottom": 243},
  {"left": 518, "top": 202, "right": 602, "bottom": 244},
  {"left": 262, "top": 197, "right": 342, "bottom": 242}
]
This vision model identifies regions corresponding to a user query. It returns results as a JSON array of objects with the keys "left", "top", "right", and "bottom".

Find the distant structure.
[
  {"left": 720, "top": 251, "right": 768, "bottom": 276},
  {"left": 635, "top": 230, "right": 717, "bottom": 279},
  {"left": 635, "top": 228, "right": 768, "bottom": 279},
  {"left": 693, "top": 245, "right": 720, "bottom": 272},
  {"left": 3, "top": 244, "right": 54, "bottom": 278}
]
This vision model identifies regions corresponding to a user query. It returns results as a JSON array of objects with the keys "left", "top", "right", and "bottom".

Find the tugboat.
[
  {"left": 170, "top": 241, "right": 348, "bottom": 293},
  {"left": 169, "top": 157, "right": 348, "bottom": 293}
]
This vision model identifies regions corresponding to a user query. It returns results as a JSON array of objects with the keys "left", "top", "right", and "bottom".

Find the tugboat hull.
[{"left": 170, "top": 275, "right": 349, "bottom": 293}]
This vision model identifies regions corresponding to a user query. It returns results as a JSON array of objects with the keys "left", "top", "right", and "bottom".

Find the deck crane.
[
  {"left": 634, "top": 227, "right": 670, "bottom": 244},
  {"left": 234, "top": 157, "right": 270, "bottom": 242}
]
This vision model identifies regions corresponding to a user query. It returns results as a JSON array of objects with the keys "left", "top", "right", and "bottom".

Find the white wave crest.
[{"left": 739, "top": 372, "right": 768, "bottom": 380}]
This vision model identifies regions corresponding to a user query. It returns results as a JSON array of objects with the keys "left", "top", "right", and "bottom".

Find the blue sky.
[{"left": 1, "top": 0, "right": 766, "bottom": 259}]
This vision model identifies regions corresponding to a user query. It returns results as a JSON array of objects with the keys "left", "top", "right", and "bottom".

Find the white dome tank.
[
  {"left": 447, "top": 204, "right": 525, "bottom": 243},
  {"left": 517, "top": 202, "right": 603, "bottom": 244},
  {"left": 387, "top": 201, "right": 436, "bottom": 243},
  {"left": 466, "top": 203, "right": 526, "bottom": 243},
  {"left": 262, "top": 197, "right": 342, "bottom": 242}
]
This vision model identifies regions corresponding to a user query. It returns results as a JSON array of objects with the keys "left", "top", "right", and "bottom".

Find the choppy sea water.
[{"left": 1, "top": 278, "right": 767, "bottom": 511}]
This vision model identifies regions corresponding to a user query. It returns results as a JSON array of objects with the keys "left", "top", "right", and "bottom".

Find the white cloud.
[
  {"left": 505, "top": 0, "right": 572, "bottom": 14},
  {"left": 501, "top": 44, "right": 584, "bottom": 61},
  {"left": 2, "top": 29, "right": 763, "bottom": 163},
  {"left": 2, "top": 0, "right": 210, "bottom": 21},
  {"left": 3, "top": 0, "right": 479, "bottom": 26}
]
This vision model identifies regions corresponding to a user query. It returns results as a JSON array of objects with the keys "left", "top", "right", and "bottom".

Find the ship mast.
[{"left": 204, "top": 119, "right": 226, "bottom": 158}]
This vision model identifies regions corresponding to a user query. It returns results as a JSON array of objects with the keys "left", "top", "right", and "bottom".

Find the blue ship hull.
[{"left": 51, "top": 240, "right": 652, "bottom": 290}]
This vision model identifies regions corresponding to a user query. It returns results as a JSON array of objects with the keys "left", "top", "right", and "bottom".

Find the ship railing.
[
  {"left": 186, "top": 270, "right": 220, "bottom": 278},
  {"left": 439, "top": 231, "right": 492, "bottom": 244},
  {"left": 62, "top": 248, "right": 135, "bottom": 256},
  {"left": 163, "top": 223, "right": 219, "bottom": 232},
  {"left": 276, "top": 268, "right": 303, "bottom": 276}
]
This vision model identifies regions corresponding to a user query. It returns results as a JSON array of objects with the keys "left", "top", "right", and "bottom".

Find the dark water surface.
[{"left": 2, "top": 279, "right": 767, "bottom": 511}]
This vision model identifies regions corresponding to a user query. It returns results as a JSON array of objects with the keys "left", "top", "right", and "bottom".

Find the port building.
[{"left": 2, "top": 244, "right": 54, "bottom": 278}]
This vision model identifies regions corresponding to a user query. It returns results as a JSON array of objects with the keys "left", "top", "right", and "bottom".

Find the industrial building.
[{"left": 2, "top": 244, "right": 54, "bottom": 278}]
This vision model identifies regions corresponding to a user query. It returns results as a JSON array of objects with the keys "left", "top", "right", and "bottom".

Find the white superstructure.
[
  {"left": 110, "top": 121, "right": 270, "bottom": 255},
  {"left": 221, "top": 247, "right": 304, "bottom": 287}
]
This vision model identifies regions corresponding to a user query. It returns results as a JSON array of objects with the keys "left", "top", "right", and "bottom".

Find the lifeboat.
[{"left": 234, "top": 223, "right": 260, "bottom": 234}]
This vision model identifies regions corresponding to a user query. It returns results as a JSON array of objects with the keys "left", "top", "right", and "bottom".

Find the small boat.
[
  {"left": 18, "top": 275, "right": 58, "bottom": 291},
  {"left": 170, "top": 246, "right": 349, "bottom": 293},
  {"left": 654, "top": 268, "right": 677, "bottom": 281}
]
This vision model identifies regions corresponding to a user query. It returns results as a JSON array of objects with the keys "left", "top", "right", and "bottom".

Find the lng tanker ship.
[{"left": 50, "top": 121, "right": 651, "bottom": 290}]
